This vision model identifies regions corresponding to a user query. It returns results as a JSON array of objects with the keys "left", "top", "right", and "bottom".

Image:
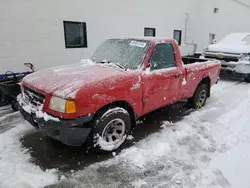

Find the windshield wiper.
[{"left": 100, "top": 61, "right": 125, "bottom": 69}]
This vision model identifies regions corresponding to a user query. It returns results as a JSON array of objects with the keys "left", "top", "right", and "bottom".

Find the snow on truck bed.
[{"left": 1, "top": 80, "right": 250, "bottom": 188}]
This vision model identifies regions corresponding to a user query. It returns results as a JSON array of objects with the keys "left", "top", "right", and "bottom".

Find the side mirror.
[{"left": 212, "top": 39, "right": 217, "bottom": 44}]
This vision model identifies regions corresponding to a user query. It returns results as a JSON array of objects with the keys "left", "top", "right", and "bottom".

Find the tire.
[
  {"left": 0, "top": 93, "right": 9, "bottom": 107},
  {"left": 244, "top": 74, "right": 250, "bottom": 83},
  {"left": 190, "top": 84, "right": 209, "bottom": 109},
  {"left": 11, "top": 100, "right": 19, "bottom": 111},
  {"left": 90, "top": 107, "right": 131, "bottom": 153}
]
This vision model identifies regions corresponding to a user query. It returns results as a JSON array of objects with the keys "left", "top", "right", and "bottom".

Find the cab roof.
[{"left": 108, "top": 36, "right": 176, "bottom": 43}]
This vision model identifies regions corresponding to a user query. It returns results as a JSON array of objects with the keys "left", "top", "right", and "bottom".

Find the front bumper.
[
  {"left": 18, "top": 101, "right": 94, "bottom": 146},
  {"left": 220, "top": 69, "right": 249, "bottom": 79}
]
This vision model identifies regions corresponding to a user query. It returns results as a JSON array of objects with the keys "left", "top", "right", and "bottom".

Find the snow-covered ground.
[
  {"left": 0, "top": 117, "right": 58, "bottom": 188},
  {"left": 0, "top": 80, "right": 250, "bottom": 188}
]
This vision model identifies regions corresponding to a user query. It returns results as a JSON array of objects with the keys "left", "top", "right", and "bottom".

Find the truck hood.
[
  {"left": 208, "top": 43, "right": 250, "bottom": 54},
  {"left": 23, "top": 63, "right": 131, "bottom": 98}
]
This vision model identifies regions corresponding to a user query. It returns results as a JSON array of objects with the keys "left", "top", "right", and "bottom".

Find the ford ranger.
[{"left": 18, "top": 37, "right": 221, "bottom": 152}]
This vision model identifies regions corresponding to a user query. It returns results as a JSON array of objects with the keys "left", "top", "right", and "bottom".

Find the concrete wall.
[{"left": 1, "top": 0, "right": 250, "bottom": 72}]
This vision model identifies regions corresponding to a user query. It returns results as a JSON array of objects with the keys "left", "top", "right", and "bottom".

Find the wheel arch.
[
  {"left": 94, "top": 100, "right": 137, "bottom": 130},
  {"left": 198, "top": 76, "right": 211, "bottom": 97}
]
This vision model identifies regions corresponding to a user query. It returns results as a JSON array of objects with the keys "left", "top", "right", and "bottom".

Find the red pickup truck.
[{"left": 18, "top": 37, "right": 221, "bottom": 152}]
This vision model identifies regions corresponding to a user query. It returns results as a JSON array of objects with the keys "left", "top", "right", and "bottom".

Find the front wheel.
[
  {"left": 190, "top": 84, "right": 209, "bottom": 109},
  {"left": 90, "top": 107, "right": 131, "bottom": 153},
  {"left": 11, "top": 100, "right": 19, "bottom": 111}
]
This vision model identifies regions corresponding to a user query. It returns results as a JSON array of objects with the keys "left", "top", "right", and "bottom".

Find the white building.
[{"left": 1, "top": 0, "right": 250, "bottom": 72}]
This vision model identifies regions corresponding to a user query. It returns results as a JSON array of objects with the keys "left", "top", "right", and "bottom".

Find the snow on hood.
[
  {"left": 208, "top": 43, "right": 250, "bottom": 54},
  {"left": 23, "top": 60, "right": 129, "bottom": 99},
  {"left": 220, "top": 33, "right": 250, "bottom": 44},
  {"left": 208, "top": 33, "right": 250, "bottom": 54}
]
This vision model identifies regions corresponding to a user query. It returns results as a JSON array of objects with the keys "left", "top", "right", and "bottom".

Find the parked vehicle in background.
[
  {"left": 18, "top": 37, "right": 221, "bottom": 152},
  {"left": 203, "top": 33, "right": 250, "bottom": 82},
  {"left": 0, "top": 63, "right": 34, "bottom": 110}
]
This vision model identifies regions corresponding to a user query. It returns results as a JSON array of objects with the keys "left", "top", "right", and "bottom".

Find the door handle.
[{"left": 175, "top": 73, "right": 180, "bottom": 78}]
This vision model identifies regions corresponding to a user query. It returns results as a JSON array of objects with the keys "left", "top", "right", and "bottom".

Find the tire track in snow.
[
  {"left": 0, "top": 112, "right": 22, "bottom": 133},
  {"left": 200, "top": 81, "right": 246, "bottom": 123},
  {"left": 0, "top": 105, "right": 12, "bottom": 117}
]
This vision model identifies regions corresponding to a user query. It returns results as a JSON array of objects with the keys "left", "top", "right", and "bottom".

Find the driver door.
[{"left": 142, "top": 43, "right": 183, "bottom": 114}]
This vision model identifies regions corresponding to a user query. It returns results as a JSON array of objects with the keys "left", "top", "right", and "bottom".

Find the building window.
[
  {"left": 209, "top": 33, "right": 216, "bottom": 44},
  {"left": 144, "top": 28, "right": 156, "bottom": 37},
  {"left": 63, "top": 21, "right": 87, "bottom": 48},
  {"left": 173, "top": 30, "right": 182, "bottom": 45}
]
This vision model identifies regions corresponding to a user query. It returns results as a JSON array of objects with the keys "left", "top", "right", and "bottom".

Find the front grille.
[
  {"left": 207, "top": 51, "right": 241, "bottom": 56},
  {"left": 23, "top": 86, "right": 45, "bottom": 107},
  {"left": 221, "top": 64, "right": 228, "bottom": 68},
  {"left": 205, "top": 55, "right": 238, "bottom": 62}
]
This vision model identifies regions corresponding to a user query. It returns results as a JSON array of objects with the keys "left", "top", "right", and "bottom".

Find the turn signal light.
[{"left": 65, "top": 101, "right": 77, "bottom": 114}]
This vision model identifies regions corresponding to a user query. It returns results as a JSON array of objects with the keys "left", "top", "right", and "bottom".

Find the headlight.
[{"left": 49, "top": 96, "right": 77, "bottom": 114}]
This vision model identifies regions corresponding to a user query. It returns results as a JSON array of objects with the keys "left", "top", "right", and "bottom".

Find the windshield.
[
  {"left": 91, "top": 39, "right": 150, "bottom": 69},
  {"left": 219, "top": 33, "right": 249, "bottom": 44},
  {"left": 243, "top": 35, "right": 250, "bottom": 44}
]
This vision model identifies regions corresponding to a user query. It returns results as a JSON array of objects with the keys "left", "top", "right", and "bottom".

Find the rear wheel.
[
  {"left": 244, "top": 74, "right": 250, "bottom": 83},
  {"left": 190, "top": 84, "right": 209, "bottom": 109},
  {"left": 89, "top": 107, "right": 131, "bottom": 153}
]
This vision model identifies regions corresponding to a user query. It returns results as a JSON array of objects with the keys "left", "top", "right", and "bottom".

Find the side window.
[{"left": 150, "top": 43, "right": 175, "bottom": 70}]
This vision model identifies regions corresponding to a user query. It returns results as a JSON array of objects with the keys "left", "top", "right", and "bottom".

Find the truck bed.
[{"left": 182, "top": 56, "right": 208, "bottom": 64}]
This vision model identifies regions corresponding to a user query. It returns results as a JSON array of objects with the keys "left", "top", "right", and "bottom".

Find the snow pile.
[
  {"left": 197, "top": 90, "right": 250, "bottom": 188},
  {"left": 131, "top": 179, "right": 147, "bottom": 188},
  {"left": 0, "top": 122, "right": 58, "bottom": 188},
  {"left": 234, "top": 60, "right": 250, "bottom": 74},
  {"left": 56, "top": 106, "right": 218, "bottom": 188},
  {"left": 79, "top": 58, "right": 95, "bottom": 66},
  {"left": 126, "top": 135, "right": 134, "bottom": 140},
  {"left": 35, "top": 110, "right": 59, "bottom": 122},
  {"left": 118, "top": 130, "right": 172, "bottom": 168}
]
